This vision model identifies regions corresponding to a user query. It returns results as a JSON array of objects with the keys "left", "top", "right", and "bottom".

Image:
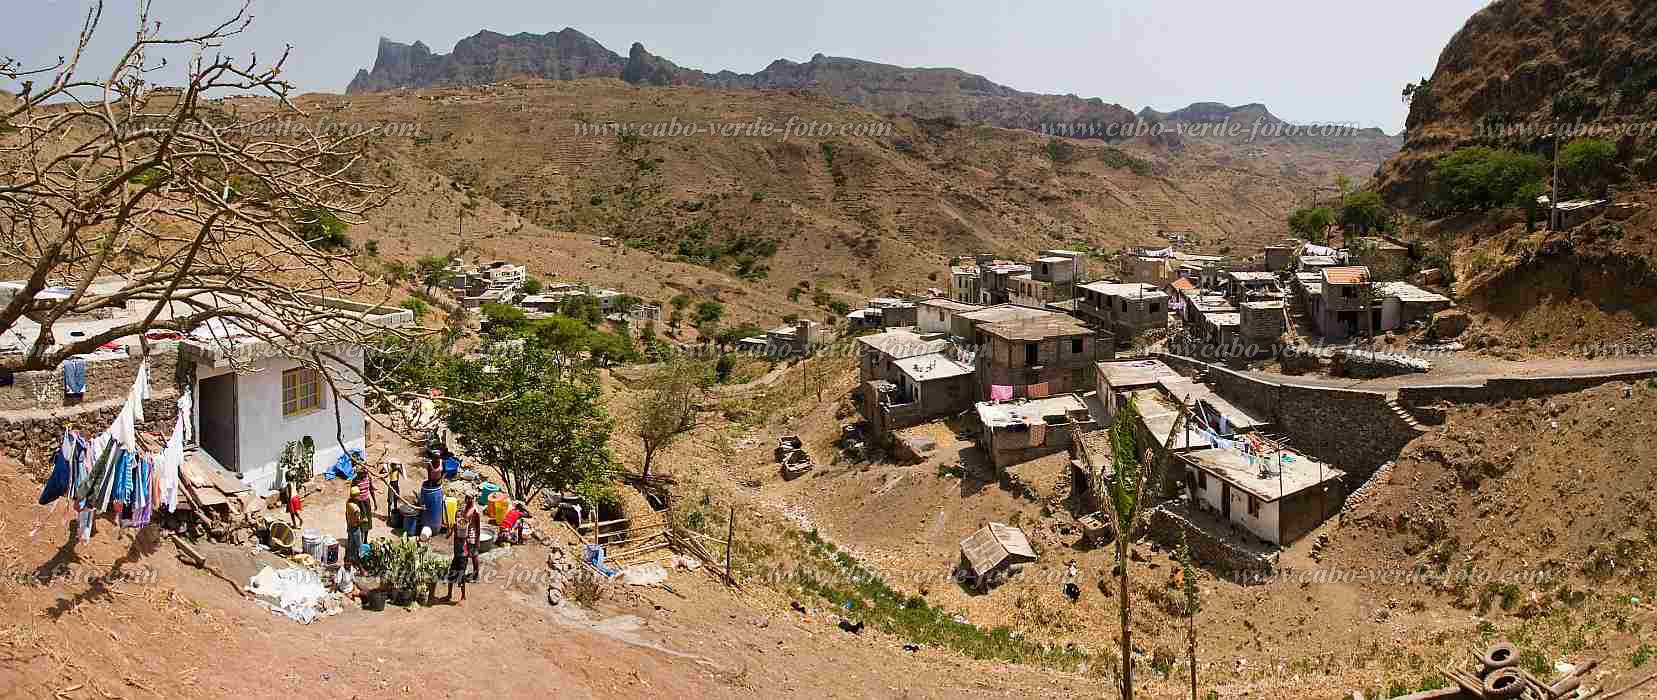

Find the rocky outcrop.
[
  {"left": 1375, "top": 0, "right": 1657, "bottom": 210},
  {"left": 346, "top": 29, "right": 626, "bottom": 94},
  {"left": 344, "top": 31, "right": 1140, "bottom": 139}
]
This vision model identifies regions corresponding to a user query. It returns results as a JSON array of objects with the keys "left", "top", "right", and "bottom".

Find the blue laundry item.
[
  {"left": 38, "top": 446, "right": 71, "bottom": 505},
  {"left": 110, "top": 451, "right": 133, "bottom": 505},
  {"left": 583, "top": 544, "right": 619, "bottom": 578},
  {"left": 325, "top": 449, "right": 363, "bottom": 481},
  {"left": 441, "top": 455, "right": 461, "bottom": 479},
  {"left": 63, "top": 358, "right": 88, "bottom": 395}
]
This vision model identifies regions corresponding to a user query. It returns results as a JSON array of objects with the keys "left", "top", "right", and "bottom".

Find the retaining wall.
[
  {"left": 0, "top": 391, "right": 181, "bottom": 468},
  {"left": 1397, "top": 368, "right": 1657, "bottom": 412},
  {"left": 0, "top": 346, "right": 185, "bottom": 412},
  {"left": 1145, "top": 506, "right": 1275, "bottom": 581}
]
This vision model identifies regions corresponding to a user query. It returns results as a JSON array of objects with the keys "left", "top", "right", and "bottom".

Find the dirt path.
[{"left": 1240, "top": 354, "right": 1657, "bottom": 392}]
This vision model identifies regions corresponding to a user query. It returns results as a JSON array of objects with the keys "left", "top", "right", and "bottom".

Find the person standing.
[
  {"left": 345, "top": 487, "right": 368, "bottom": 569},
  {"left": 385, "top": 462, "right": 402, "bottom": 518},
  {"left": 445, "top": 500, "right": 471, "bottom": 603},
  {"left": 284, "top": 482, "right": 303, "bottom": 528},
  {"left": 462, "top": 494, "right": 482, "bottom": 583}
]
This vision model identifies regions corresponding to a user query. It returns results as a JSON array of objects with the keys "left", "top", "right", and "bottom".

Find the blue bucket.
[{"left": 402, "top": 504, "right": 420, "bottom": 536}]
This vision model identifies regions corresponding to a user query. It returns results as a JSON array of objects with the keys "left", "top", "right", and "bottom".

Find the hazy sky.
[{"left": 6, "top": 0, "right": 1490, "bottom": 133}]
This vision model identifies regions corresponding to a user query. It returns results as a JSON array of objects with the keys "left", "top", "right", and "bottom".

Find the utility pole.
[{"left": 1546, "top": 130, "right": 1561, "bottom": 231}]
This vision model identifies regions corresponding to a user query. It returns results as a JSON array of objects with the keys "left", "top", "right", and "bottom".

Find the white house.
[{"left": 180, "top": 295, "right": 412, "bottom": 493}]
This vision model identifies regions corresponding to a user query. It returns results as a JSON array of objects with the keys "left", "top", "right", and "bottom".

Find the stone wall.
[
  {"left": 1145, "top": 505, "right": 1275, "bottom": 581},
  {"left": 0, "top": 345, "right": 186, "bottom": 412},
  {"left": 1397, "top": 368, "right": 1657, "bottom": 413},
  {"left": 0, "top": 391, "right": 181, "bottom": 467},
  {"left": 1152, "top": 352, "right": 1420, "bottom": 481}
]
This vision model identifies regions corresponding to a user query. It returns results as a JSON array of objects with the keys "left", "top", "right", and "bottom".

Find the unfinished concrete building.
[
  {"left": 1074, "top": 281, "right": 1170, "bottom": 345},
  {"left": 975, "top": 314, "right": 1107, "bottom": 400}
]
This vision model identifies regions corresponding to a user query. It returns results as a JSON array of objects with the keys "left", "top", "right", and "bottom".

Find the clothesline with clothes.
[{"left": 36, "top": 358, "right": 192, "bottom": 541}]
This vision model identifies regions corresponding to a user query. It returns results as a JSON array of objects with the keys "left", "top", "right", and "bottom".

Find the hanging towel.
[
  {"left": 38, "top": 445, "right": 72, "bottom": 505},
  {"left": 130, "top": 360, "right": 150, "bottom": 423},
  {"left": 110, "top": 395, "right": 137, "bottom": 451},
  {"left": 63, "top": 358, "right": 88, "bottom": 395},
  {"left": 989, "top": 385, "right": 1015, "bottom": 402},
  {"left": 1026, "top": 382, "right": 1052, "bottom": 399}
]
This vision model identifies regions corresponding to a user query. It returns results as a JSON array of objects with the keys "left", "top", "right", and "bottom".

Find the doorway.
[
  {"left": 198, "top": 374, "right": 239, "bottom": 471},
  {"left": 1221, "top": 482, "right": 1232, "bottom": 519}
]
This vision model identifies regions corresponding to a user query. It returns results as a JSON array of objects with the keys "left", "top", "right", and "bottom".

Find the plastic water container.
[
  {"left": 487, "top": 492, "right": 510, "bottom": 524},
  {"left": 400, "top": 504, "right": 420, "bottom": 536},
  {"left": 444, "top": 496, "right": 459, "bottom": 528},
  {"left": 420, "top": 485, "right": 445, "bottom": 534},
  {"left": 478, "top": 482, "right": 500, "bottom": 506}
]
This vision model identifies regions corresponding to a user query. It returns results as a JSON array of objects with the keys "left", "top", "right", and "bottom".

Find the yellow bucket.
[{"left": 444, "top": 496, "right": 458, "bottom": 527}]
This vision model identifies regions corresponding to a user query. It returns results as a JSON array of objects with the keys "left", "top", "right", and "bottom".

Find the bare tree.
[{"left": 0, "top": 1, "right": 402, "bottom": 373}]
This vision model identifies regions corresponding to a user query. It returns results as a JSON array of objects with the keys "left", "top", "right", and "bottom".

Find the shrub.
[
  {"left": 1288, "top": 206, "right": 1335, "bottom": 242},
  {"left": 1429, "top": 147, "right": 1547, "bottom": 213},
  {"left": 1559, "top": 138, "right": 1618, "bottom": 198}
]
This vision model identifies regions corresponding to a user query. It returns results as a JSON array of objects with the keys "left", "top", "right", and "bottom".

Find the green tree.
[
  {"left": 669, "top": 293, "right": 692, "bottom": 312},
  {"left": 416, "top": 255, "right": 452, "bottom": 293},
  {"left": 296, "top": 207, "right": 350, "bottom": 250},
  {"left": 532, "top": 315, "right": 593, "bottom": 355},
  {"left": 827, "top": 300, "right": 851, "bottom": 316},
  {"left": 560, "top": 295, "right": 604, "bottom": 327},
  {"left": 441, "top": 347, "right": 616, "bottom": 503},
  {"left": 480, "top": 303, "right": 527, "bottom": 336},
  {"left": 1287, "top": 206, "right": 1335, "bottom": 242},
  {"left": 1339, "top": 191, "right": 1389, "bottom": 234},
  {"left": 1429, "top": 147, "right": 1547, "bottom": 213},
  {"left": 694, "top": 300, "right": 725, "bottom": 325},
  {"left": 585, "top": 330, "right": 637, "bottom": 367},
  {"left": 520, "top": 276, "right": 544, "bottom": 295},
  {"left": 399, "top": 297, "right": 429, "bottom": 321},
  {"left": 1559, "top": 138, "right": 1618, "bottom": 198},
  {"left": 632, "top": 355, "right": 713, "bottom": 478},
  {"left": 613, "top": 294, "right": 645, "bottom": 314}
]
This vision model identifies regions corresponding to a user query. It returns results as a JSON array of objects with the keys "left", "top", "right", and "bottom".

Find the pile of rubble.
[{"left": 776, "top": 435, "right": 813, "bottom": 479}]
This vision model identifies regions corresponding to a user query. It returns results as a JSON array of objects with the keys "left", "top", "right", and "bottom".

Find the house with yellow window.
[{"left": 180, "top": 295, "right": 413, "bottom": 493}]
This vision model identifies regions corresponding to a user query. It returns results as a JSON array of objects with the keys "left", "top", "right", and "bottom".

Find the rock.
[{"left": 1428, "top": 309, "right": 1471, "bottom": 340}]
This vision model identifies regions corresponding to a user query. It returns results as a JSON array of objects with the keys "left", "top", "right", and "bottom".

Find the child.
[
  {"left": 285, "top": 483, "right": 303, "bottom": 528},
  {"left": 385, "top": 461, "right": 402, "bottom": 518}
]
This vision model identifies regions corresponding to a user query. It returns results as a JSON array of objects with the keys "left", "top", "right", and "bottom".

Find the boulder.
[{"left": 1428, "top": 309, "right": 1471, "bottom": 340}]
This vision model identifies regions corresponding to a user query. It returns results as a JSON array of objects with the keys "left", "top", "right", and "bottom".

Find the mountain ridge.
[{"left": 346, "top": 30, "right": 1392, "bottom": 141}]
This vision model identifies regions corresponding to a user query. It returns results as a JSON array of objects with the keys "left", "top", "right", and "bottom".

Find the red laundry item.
[{"left": 499, "top": 509, "right": 522, "bottom": 531}]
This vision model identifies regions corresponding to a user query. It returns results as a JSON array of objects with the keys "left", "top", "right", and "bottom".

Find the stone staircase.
[{"left": 1384, "top": 396, "right": 1427, "bottom": 433}]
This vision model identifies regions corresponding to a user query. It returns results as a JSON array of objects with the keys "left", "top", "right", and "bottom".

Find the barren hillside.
[{"left": 225, "top": 79, "right": 1398, "bottom": 327}]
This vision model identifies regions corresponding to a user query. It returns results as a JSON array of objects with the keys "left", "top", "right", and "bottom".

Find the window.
[
  {"left": 1024, "top": 342, "right": 1039, "bottom": 366},
  {"left": 1070, "top": 337, "right": 1084, "bottom": 354},
  {"left": 1246, "top": 494, "right": 1260, "bottom": 517},
  {"left": 1120, "top": 299, "right": 1128, "bottom": 312},
  {"left": 1149, "top": 302, "right": 1161, "bottom": 314},
  {"left": 1341, "top": 286, "right": 1357, "bottom": 298},
  {"left": 282, "top": 367, "right": 323, "bottom": 417}
]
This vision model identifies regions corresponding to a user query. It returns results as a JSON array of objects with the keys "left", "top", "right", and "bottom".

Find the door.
[
  {"left": 198, "top": 374, "right": 239, "bottom": 472},
  {"left": 1221, "top": 482, "right": 1232, "bottom": 519}
]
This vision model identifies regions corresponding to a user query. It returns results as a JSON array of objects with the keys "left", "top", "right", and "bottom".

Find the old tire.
[
  {"left": 1479, "top": 641, "right": 1519, "bottom": 674},
  {"left": 1482, "top": 668, "right": 1524, "bottom": 699}
]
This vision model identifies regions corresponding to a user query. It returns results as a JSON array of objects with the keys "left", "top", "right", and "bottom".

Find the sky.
[{"left": 5, "top": 0, "right": 1491, "bottom": 133}]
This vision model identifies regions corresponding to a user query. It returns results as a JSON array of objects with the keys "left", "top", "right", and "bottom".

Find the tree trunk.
[
  {"left": 641, "top": 445, "right": 654, "bottom": 479},
  {"left": 1119, "top": 538, "right": 1132, "bottom": 700},
  {"left": 1187, "top": 609, "right": 1197, "bottom": 700}
]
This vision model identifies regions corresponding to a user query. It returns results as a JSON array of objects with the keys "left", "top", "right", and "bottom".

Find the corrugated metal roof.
[{"left": 959, "top": 523, "right": 1037, "bottom": 578}]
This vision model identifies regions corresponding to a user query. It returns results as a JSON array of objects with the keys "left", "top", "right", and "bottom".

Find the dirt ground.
[{"left": 0, "top": 426, "right": 1124, "bottom": 700}]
